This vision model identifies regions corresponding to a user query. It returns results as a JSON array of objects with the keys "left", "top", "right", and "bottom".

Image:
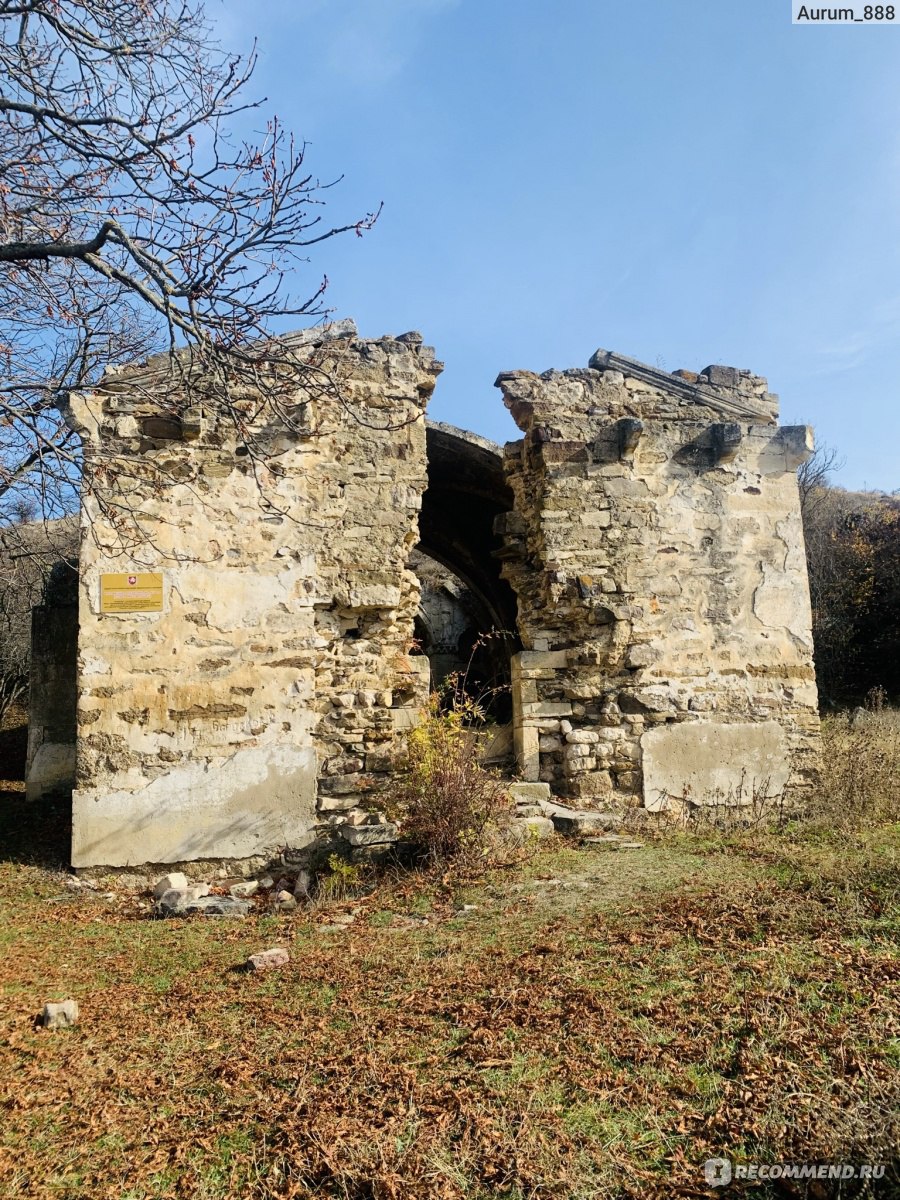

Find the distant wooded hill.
[{"left": 800, "top": 472, "right": 899, "bottom": 707}]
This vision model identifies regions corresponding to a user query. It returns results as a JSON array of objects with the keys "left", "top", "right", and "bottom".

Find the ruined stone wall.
[
  {"left": 25, "top": 597, "right": 78, "bottom": 803},
  {"left": 66, "top": 325, "right": 439, "bottom": 867},
  {"left": 49, "top": 327, "right": 822, "bottom": 865},
  {"left": 496, "top": 352, "right": 820, "bottom": 811}
]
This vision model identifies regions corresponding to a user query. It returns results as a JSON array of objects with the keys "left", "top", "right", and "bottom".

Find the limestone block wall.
[
  {"left": 66, "top": 325, "right": 440, "bottom": 867},
  {"left": 496, "top": 351, "right": 820, "bottom": 811}
]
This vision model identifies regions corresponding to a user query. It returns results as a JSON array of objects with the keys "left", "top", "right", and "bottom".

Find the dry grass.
[
  {"left": 812, "top": 709, "right": 900, "bottom": 833},
  {"left": 0, "top": 718, "right": 898, "bottom": 1198}
]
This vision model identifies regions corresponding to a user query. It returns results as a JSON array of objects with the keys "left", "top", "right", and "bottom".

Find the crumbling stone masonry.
[
  {"left": 496, "top": 352, "right": 820, "bottom": 810},
  {"left": 63, "top": 326, "right": 439, "bottom": 867},
  {"left": 27, "top": 326, "right": 821, "bottom": 868}
]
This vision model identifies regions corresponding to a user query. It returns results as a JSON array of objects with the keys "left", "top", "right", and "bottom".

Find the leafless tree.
[
  {"left": 797, "top": 440, "right": 844, "bottom": 522},
  {"left": 0, "top": 513, "right": 77, "bottom": 723},
  {"left": 0, "top": 0, "right": 379, "bottom": 523}
]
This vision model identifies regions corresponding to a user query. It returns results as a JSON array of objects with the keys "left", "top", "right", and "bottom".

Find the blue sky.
[{"left": 219, "top": 0, "right": 900, "bottom": 491}]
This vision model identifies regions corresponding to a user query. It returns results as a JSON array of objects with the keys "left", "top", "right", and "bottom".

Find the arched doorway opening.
[{"left": 415, "top": 422, "right": 521, "bottom": 725}]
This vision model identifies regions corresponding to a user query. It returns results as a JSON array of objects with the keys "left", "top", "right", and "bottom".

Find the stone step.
[
  {"left": 582, "top": 837, "right": 645, "bottom": 851},
  {"left": 550, "top": 810, "right": 621, "bottom": 837},
  {"left": 514, "top": 803, "right": 545, "bottom": 818},
  {"left": 507, "top": 782, "right": 553, "bottom": 805},
  {"left": 506, "top": 815, "right": 555, "bottom": 845},
  {"left": 339, "top": 821, "right": 399, "bottom": 847}
]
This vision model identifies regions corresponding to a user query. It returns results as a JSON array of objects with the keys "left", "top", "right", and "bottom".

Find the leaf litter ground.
[{"left": 1, "top": 829, "right": 899, "bottom": 1199}]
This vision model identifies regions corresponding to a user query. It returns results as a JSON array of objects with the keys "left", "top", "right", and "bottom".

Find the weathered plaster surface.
[
  {"left": 31, "top": 332, "right": 822, "bottom": 866},
  {"left": 66, "top": 325, "right": 440, "bottom": 867},
  {"left": 641, "top": 720, "right": 789, "bottom": 813},
  {"left": 496, "top": 351, "right": 820, "bottom": 809},
  {"left": 72, "top": 744, "right": 316, "bottom": 866}
]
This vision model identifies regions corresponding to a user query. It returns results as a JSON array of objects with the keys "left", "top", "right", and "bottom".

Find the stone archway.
[{"left": 418, "top": 422, "right": 521, "bottom": 720}]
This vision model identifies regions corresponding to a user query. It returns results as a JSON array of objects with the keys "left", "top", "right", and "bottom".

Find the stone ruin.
[{"left": 25, "top": 323, "right": 821, "bottom": 868}]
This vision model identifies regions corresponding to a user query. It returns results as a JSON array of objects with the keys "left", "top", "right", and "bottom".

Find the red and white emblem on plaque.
[{"left": 128, "top": 575, "right": 137, "bottom": 586}]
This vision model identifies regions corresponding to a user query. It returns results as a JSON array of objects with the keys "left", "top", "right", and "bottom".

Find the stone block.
[
  {"left": 703, "top": 364, "right": 741, "bottom": 388},
  {"left": 390, "top": 707, "right": 422, "bottom": 732},
  {"left": 153, "top": 872, "right": 188, "bottom": 899},
  {"left": 513, "top": 722, "right": 541, "bottom": 781},
  {"left": 247, "top": 947, "right": 289, "bottom": 971},
  {"left": 318, "top": 795, "right": 361, "bottom": 813},
  {"left": 505, "top": 816, "right": 555, "bottom": 845},
  {"left": 513, "top": 649, "right": 569, "bottom": 672},
  {"left": 506, "top": 782, "right": 552, "bottom": 805},
  {"left": 551, "top": 810, "right": 620, "bottom": 836},
  {"left": 339, "top": 584, "right": 402, "bottom": 611},
  {"left": 565, "top": 743, "right": 593, "bottom": 759},
  {"left": 343, "top": 809, "right": 371, "bottom": 826},
  {"left": 25, "top": 742, "right": 76, "bottom": 803},
  {"left": 641, "top": 720, "right": 789, "bottom": 812},
  {"left": 625, "top": 644, "right": 656, "bottom": 669},
  {"left": 340, "top": 822, "right": 399, "bottom": 847},
  {"left": 520, "top": 701, "right": 573, "bottom": 718},
  {"left": 566, "top": 764, "right": 613, "bottom": 794},
  {"left": 777, "top": 424, "right": 815, "bottom": 470},
  {"left": 712, "top": 422, "right": 742, "bottom": 464},
  {"left": 230, "top": 880, "right": 259, "bottom": 898},
  {"left": 566, "top": 756, "right": 596, "bottom": 772},
  {"left": 565, "top": 730, "right": 600, "bottom": 744},
  {"left": 39, "top": 1000, "right": 79, "bottom": 1030}
]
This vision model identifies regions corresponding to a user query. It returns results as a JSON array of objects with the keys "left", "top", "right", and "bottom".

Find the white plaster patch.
[
  {"left": 71, "top": 743, "right": 317, "bottom": 867},
  {"left": 25, "top": 743, "right": 76, "bottom": 802},
  {"left": 641, "top": 720, "right": 789, "bottom": 812},
  {"left": 172, "top": 567, "right": 307, "bottom": 632},
  {"left": 79, "top": 653, "right": 111, "bottom": 676},
  {"left": 753, "top": 561, "right": 813, "bottom": 645}
]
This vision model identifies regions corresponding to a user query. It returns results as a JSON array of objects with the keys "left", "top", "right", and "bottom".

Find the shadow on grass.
[
  {"left": 0, "top": 718, "right": 27, "bottom": 782},
  {"left": 0, "top": 788, "right": 71, "bottom": 869},
  {"left": 0, "top": 715, "right": 71, "bottom": 869}
]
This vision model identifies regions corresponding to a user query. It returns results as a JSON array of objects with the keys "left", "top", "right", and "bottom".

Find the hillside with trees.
[{"left": 799, "top": 449, "right": 899, "bottom": 707}]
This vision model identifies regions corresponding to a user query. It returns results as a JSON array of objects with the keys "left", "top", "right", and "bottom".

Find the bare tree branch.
[{"left": 0, "top": 0, "right": 381, "bottom": 526}]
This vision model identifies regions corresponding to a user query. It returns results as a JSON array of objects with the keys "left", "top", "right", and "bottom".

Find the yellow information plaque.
[{"left": 100, "top": 572, "right": 164, "bottom": 614}]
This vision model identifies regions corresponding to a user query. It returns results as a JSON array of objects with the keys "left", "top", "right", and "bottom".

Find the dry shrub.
[
  {"left": 814, "top": 705, "right": 900, "bottom": 832},
  {"left": 655, "top": 702, "right": 900, "bottom": 839},
  {"left": 386, "top": 692, "right": 512, "bottom": 867}
]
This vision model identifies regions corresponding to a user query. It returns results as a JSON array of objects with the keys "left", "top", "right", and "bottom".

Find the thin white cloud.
[{"left": 806, "top": 292, "right": 900, "bottom": 375}]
